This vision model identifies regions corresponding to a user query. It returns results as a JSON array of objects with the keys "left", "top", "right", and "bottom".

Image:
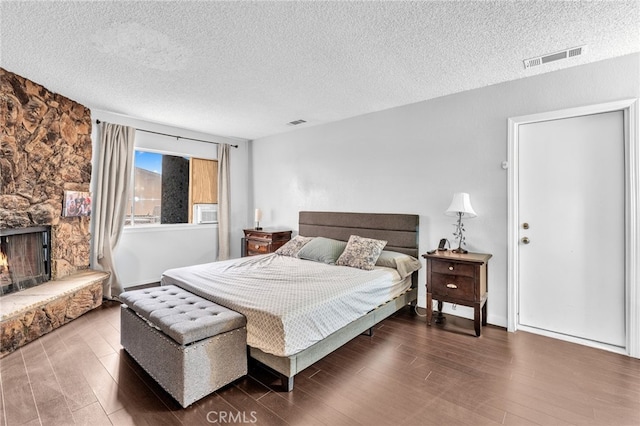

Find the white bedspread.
[{"left": 161, "top": 254, "right": 411, "bottom": 357}]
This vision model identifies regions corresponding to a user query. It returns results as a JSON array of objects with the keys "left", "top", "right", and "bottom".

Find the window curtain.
[
  {"left": 92, "top": 122, "right": 135, "bottom": 299},
  {"left": 217, "top": 143, "right": 231, "bottom": 260}
]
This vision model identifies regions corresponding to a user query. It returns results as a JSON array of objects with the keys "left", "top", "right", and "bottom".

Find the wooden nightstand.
[
  {"left": 422, "top": 251, "right": 492, "bottom": 336},
  {"left": 242, "top": 229, "right": 292, "bottom": 257}
]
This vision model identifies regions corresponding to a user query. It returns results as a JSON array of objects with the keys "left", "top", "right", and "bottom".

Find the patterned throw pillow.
[
  {"left": 275, "top": 235, "right": 314, "bottom": 257},
  {"left": 336, "top": 235, "right": 387, "bottom": 270}
]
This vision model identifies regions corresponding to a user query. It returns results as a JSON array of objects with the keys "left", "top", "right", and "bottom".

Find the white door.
[{"left": 518, "top": 111, "right": 625, "bottom": 348}]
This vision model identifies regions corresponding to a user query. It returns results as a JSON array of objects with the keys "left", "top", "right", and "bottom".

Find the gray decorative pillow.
[
  {"left": 297, "top": 237, "right": 348, "bottom": 264},
  {"left": 275, "top": 235, "right": 313, "bottom": 257},
  {"left": 336, "top": 235, "right": 387, "bottom": 270}
]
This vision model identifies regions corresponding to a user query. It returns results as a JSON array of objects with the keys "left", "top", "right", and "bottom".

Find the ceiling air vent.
[
  {"left": 287, "top": 119, "right": 307, "bottom": 126},
  {"left": 523, "top": 45, "right": 587, "bottom": 69}
]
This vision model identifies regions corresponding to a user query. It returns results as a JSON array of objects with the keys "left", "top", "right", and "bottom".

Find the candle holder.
[{"left": 255, "top": 221, "right": 262, "bottom": 231}]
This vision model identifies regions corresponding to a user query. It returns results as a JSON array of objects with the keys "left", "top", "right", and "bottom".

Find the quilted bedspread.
[{"left": 161, "top": 254, "right": 410, "bottom": 357}]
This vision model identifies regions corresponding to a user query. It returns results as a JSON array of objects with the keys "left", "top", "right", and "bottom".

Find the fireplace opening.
[{"left": 0, "top": 226, "right": 51, "bottom": 297}]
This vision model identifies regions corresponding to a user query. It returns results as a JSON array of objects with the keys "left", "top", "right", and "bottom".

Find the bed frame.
[{"left": 248, "top": 211, "right": 420, "bottom": 391}]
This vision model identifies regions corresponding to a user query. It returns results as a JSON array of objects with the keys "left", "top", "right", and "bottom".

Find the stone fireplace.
[
  {"left": 1, "top": 67, "right": 92, "bottom": 278},
  {"left": 1, "top": 68, "right": 108, "bottom": 357}
]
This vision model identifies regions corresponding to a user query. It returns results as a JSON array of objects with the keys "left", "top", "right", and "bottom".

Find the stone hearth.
[{"left": 1, "top": 270, "right": 109, "bottom": 357}]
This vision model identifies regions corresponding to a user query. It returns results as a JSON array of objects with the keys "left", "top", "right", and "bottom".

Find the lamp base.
[
  {"left": 451, "top": 248, "right": 468, "bottom": 254},
  {"left": 255, "top": 227, "right": 263, "bottom": 231}
]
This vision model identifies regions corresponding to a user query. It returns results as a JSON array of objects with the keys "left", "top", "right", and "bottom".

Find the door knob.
[{"left": 521, "top": 237, "right": 530, "bottom": 244}]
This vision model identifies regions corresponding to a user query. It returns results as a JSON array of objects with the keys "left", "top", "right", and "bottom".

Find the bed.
[{"left": 161, "top": 211, "right": 420, "bottom": 391}]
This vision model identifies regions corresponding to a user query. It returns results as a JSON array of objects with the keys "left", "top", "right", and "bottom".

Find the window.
[
  {"left": 126, "top": 151, "right": 189, "bottom": 226},
  {"left": 125, "top": 150, "right": 218, "bottom": 226}
]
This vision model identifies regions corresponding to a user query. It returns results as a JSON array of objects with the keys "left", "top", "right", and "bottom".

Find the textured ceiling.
[{"left": 1, "top": 1, "right": 638, "bottom": 140}]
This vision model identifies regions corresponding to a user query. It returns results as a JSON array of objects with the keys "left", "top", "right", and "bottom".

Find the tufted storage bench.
[{"left": 119, "top": 285, "right": 247, "bottom": 407}]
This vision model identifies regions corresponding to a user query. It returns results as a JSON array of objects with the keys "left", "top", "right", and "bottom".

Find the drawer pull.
[
  {"left": 446, "top": 283, "right": 458, "bottom": 289},
  {"left": 448, "top": 266, "right": 454, "bottom": 271},
  {"left": 254, "top": 244, "right": 259, "bottom": 249}
]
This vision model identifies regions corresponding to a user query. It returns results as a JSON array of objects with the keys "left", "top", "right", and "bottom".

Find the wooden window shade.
[{"left": 188, "top": 158, "right": 218, "bottom": 223}]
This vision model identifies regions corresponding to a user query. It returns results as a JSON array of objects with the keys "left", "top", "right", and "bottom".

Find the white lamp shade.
[{"left": 445, "top": 193, "right": 477, "bottom": 218}]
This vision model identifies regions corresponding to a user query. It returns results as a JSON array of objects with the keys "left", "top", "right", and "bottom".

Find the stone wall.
[{"left": 0, "top": 68, "right": 92, "bottom": 279}]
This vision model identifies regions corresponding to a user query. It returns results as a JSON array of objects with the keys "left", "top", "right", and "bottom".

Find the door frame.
[{"left": 507, "top": 99, "right": 639, "bottom": 358}]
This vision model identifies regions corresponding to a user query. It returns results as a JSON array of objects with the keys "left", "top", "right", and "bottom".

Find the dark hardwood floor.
[{"left": 1, "top": 301, "right": 639, "bottom": 425}]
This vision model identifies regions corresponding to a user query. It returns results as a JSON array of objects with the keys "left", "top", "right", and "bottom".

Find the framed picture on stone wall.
[{"left": 63, "top": 191, "right": 91, "bottom": 217}]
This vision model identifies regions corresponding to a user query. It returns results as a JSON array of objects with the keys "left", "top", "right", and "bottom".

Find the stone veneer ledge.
[{"left": 0, "top": 270, "right": 109, "bottom": 357}]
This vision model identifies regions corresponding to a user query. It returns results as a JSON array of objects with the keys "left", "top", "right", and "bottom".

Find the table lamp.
[
  {"left": 254, "top": 208, "right": 263, "bottom": 230},
  {"left": 445, "top": 192, "right": 477, "bottom": 254}
]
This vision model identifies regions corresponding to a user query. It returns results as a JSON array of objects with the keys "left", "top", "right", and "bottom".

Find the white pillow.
[{"left": 375, "top": 250, "right": 422, "bottom": 278}]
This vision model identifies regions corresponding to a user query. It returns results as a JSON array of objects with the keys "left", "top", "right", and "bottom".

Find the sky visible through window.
[
  {"left": 129, "top": 150, "right": 192, "bottom": 225},
  {"left": 135, "top": 151, "right": 162, "bottom": 174}
]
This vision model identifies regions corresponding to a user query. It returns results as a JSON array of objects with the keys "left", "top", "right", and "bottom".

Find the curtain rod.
[{"left": 95, "top": 119, "right": 239, "bottom": 148}]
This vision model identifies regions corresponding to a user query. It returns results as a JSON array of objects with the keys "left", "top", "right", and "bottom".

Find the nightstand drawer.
[
  {"left": 247, "top": 241, "right": 270, "bottom": 255},
  {"left": 432, "top": 273, "right": 475, "bottom": 301},
  {"left": 431, "top": 261, "right": 475, "bottom": 277},
  {"left": 244, "top": 231, "right": 270, "bottom": 241}
]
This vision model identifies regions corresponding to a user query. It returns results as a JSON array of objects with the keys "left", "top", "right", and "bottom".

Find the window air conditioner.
[{"left": 194, "top": 204, "right": 218, "bottom": 224}]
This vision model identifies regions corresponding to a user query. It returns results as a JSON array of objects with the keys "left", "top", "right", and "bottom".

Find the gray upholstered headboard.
[{"left": 298, "top": 211, "right": 419, "bottom": 258}]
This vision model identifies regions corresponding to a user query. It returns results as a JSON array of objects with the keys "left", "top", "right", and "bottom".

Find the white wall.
[
  {"left": 115, "top": 224, "right": 218, "bottom": 287},
  {"left": 250, "top": 53, "right": 640, "bottom": 327},
  {"left": 90, "top": 110, "right": 250, "bottom": 287}
]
